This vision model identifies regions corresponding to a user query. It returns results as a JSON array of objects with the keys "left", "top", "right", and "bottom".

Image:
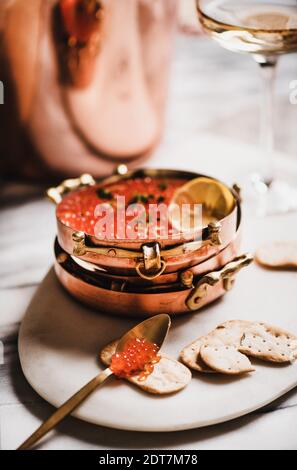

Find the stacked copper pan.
[{"left": 48, "top": 167, "right": 253, "bottom": 317}]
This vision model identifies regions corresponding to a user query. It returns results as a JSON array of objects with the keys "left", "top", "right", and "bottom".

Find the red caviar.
[
  {"left": 56, "top": 177, "right": 184, "bottom": 238},
  {"left": 110, "top": 338, "right": 160, "bottom": 380}
]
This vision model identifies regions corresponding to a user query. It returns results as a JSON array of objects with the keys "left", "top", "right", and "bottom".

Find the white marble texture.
[
  {"left": 18, "top": 269, "right": 297, "bottom": 434},
  {"left": 1, "top": 33, "right": 297, "bottom": 450}
]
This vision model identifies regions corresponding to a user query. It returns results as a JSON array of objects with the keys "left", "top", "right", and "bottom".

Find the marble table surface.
[{"left": 1, "top": 33, "right": 297, "bottom": 450}]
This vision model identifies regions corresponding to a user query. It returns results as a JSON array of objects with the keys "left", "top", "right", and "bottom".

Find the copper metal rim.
[
  {"left": 48, "top": 169, "right": 241, "bottom": 279},
  {"left": 54, "top": 240, "right": 253, "bottom": 318},
  {"left": 53, "top": 168, "right": 238, "bottom": 249},
  {"left": 55, "top": 226, "right": 241, "bottom": 288},
  {"left": 58, "top": 199, "right": 241, "bottom": 277}
]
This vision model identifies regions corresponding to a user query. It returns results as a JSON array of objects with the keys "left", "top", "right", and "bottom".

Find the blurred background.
[{"left": 0, "top": 0, "right": 296, "bottom": 191}]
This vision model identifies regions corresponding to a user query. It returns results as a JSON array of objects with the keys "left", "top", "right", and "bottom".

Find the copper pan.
[
  {"left": 48, "top": 168, "right": 240, "bottom": 280},
  {"left": 54, "top": 249, "right": 253, "bottom": 317},
  {"left": 55, "top": 224, "right": 241, "bottom": 288}
]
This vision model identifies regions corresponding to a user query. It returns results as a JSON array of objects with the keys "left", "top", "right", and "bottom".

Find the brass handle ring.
[{"left": 135, "top": 260, "right": 167, "bottom": 280}]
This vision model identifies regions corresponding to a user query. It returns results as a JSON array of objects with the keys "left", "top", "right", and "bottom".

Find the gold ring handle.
[
  {"left": 72, "top": 235, "right": 165, "bottom": 278},
  {"left": 186, "top": 253, "right": 254, "bottom": 311},
  {"left": 135, "top": 260, "right": 167, "bottom": 280},
  {"left": 47, "top": 174, "right": 96, "bottom": 205}
]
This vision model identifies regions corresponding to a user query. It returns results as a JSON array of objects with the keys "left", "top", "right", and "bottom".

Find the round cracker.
[
  {"left": 239, "top": 323, "right": 297, "bottom": 363},
  {"left": 200, "top": 343, "right": 255, "bottom": 375},
  {"left": 256, "top": 242, "right": 297, "bottom": 269},
  {"left": 179, "top": 337, "right": 215, "bottom": 373},
  {"left": 100, "top": 339, "right": 118, "bottom": 366},
  {"left": 100, "top": 340, "right": 191, "bottom": 395},
  {"left": 180, "top": 321, "right": 255, "bottom": 374},
  {"left": 131, "top": 356, "right": 192, "bottom": 395},
  {"left": 210, "top": 320, "right": 254, "bottom": 348}
]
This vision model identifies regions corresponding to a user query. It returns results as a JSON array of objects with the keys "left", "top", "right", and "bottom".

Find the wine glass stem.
[{"left": 257, "top": 56, "right": 278, "bottom": 184}]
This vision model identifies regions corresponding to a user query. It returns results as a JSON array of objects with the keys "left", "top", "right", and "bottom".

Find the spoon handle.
[{"left": 17, "top": 367, "right": 113, "bottom": 450}]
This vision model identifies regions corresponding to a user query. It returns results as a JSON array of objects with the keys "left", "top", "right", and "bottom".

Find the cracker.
[
  {"left": 100, "top": 340, "right": 192, "bottom": 395},
  {"left": 256, "top": 241, "right": 297, "bottom": 269},
  {"left": 210, "top": 320, "right": 254, "bottom": 348},
  {"left": 180, "top": 320, "right": 297, "bottom": 374},
  {"left": 179, "top": 337, "right": 215, "bottom": 373},
  {"left": 180, "top": 321, "right": 254, "bottom": 373},
  {"left": 239, "top": 323, "right": 297, "bottom": 363},
  {"left": 259, "top": 322, "right": 297, "bottom": 343},
  {"left": 100, "top": 340, "right": 118, "bottom": 364},
  {"left": 200, "top": 343, "right": 255, "bottom": 375}
]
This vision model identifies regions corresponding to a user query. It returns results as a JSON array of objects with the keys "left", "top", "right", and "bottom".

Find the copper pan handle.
[
  {"left": 72, "top": 233, "right": 166, "bottom": 279},
  {"left": 46, "top": 166, "right": 128, "bottom": 205},
  {"left": 46, "top": 174, "right": 96, "bottom": 205},
  {"left": 186, "top": 253, "right": 254, "bottom": 311}
]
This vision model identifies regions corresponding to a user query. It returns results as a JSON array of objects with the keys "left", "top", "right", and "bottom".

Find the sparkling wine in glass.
[{"left": 196, "top": 0, "right": 297, "bottom": 214}]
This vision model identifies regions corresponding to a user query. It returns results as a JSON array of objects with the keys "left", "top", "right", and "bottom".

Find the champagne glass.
[{"left": 196, "top": 0, "right": 297, "bottom": 215}]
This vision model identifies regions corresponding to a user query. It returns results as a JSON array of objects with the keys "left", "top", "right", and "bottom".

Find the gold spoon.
[{"left": 17, "top": 314, "right": 171, "bottom": 450}]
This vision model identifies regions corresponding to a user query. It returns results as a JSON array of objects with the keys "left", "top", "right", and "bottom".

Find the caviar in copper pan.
[{"left": 57, "top": 176, "right": 185, "bottom": 238}]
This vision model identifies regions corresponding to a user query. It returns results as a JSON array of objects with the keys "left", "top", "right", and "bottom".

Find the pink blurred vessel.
[{"left": 0, "top": 0, "right": 177, "bottom": 179}]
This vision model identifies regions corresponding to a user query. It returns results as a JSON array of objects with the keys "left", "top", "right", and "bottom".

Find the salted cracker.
[
  {"left": 200, "top": 343, "right": 255, "bottom": 375},
  {"left": 100, "top": 340, "right": 192, "bottom": 395},
  {"left": 180, "top": 321, "right": 254, "bottom": 374},
  {"left": 210, "top": 320, "right": 255, "bottom": 347},
  {"left": 180, "top": 337, "right": 215, "bottom": 373},
  {"left": 256, "top": 241, "right": 297, "bottom": 269},
  {"left": 239, "top": 323, "right": 297, "bottom": 363}
]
